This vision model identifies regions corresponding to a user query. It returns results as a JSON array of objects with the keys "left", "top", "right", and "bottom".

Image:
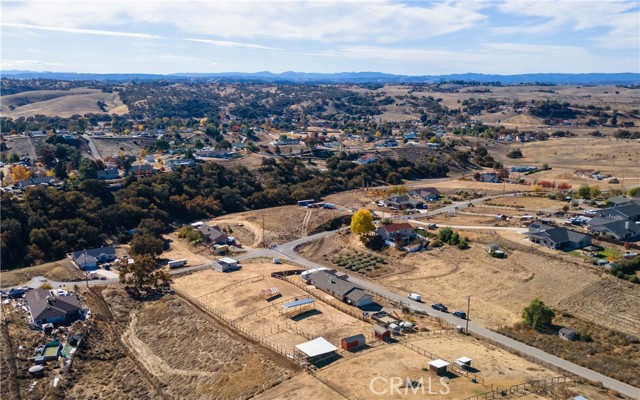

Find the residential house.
[
  {"left": 198, "top": 224, "right": 227, "bottom": 245},
  {"left": 476, "top": 172, "right": 500, "bottom": 183},
  {"left": 128, "top": 164, "right": 154, "bottom": 175},
  {"left": 271, "top": 138, "right": 300, "bottom": 146},
  {"left": 409, "top": 187, "right": 441, "bottom": 202},
  {"left": 25, "top": 289, "right": 83, "bottom": 326},
  {"left": 404, "top": 131, "right": 418, "bottom": 139},
  {"left": 510, "top": 166, "right": 537, "bottom": 173},
  {"left": 356, "top": 154, "right": 377, "bottom": 165},
  {"left": 573, "top": 169, "right": 597, "bottom": 179},
  {"left": 588, "top": 202, "right": 640, "bottom": 242},
  {"left": 196, "top": 150, "right": 236, "bottom": 159},
  {"left": 375, "top": 223, "right": 415, "bottom": 242},
  {"left": 165, "top": 158, "right": 195, "bottom": 171},
  {"left": 97, "top": 168, "right": 120, "bottom": 180},
  {"left": 606, "top": 196, "right": 632, "bottom": 207},
  {"left": 71, "top": 246, "right": 116, "bottom": 270},
  {"left": 384, "top": 194, "right": 411, "bottom": 209},
  {"left": 589, "top": 220, "right": 640, "bottom": 242},
  {"left": 528, "top": 223, "right": 592, "bottom": 251},
  {"left": 16, "top": 176, "right": 56, "bottom": 189},
  {"left": 305, "top": 269, "right": 374, "bottom": 308}
]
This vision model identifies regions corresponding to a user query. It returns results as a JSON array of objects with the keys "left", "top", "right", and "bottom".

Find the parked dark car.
[
  {"left": 431, "top": 303, "right": 448, "bottom": 312},
  {"left": 453, "top": 311, "right": 467, "bottom": 319}
]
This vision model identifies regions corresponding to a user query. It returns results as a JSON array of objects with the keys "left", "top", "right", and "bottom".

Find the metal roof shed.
[
  {"left": 295, "top": 337, "right": 337, "bottom": 358},
  {"left": 281, "top": 298, "right": 315, "bottom": 316},
  {"left": 428, "top": 359, "right": 450, "bottom": 376}
]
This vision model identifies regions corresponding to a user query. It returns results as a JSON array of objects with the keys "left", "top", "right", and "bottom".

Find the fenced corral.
[
  {"left": 401, "top": 341, "right": 487, "bottom": 388},
  {"left": 278, "top": 275, "right": 371, "bottom": 324},
  {"left": 232, "top": 295, "right": 309, "bottom": 323},
  {"left": 504, "top": 375, "right": 572, "bottom": 396},
  {"left": 196, "top": 275, "right": 264, "bottom": 300},
  {"left": 173, "top": 287, "right": 292, "bottom": 358}
]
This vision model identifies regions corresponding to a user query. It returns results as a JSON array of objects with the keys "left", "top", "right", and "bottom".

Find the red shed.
[
  {"left": 372, "top": 324, "right": 391, "bottom": 342},
  {"left": 341, "top": 334, "right": 366, "bottom": 351}
]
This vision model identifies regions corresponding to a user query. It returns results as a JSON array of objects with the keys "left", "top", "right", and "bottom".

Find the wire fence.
[{"left": 197, "top": 275, "right": 264, "bottom": 300}]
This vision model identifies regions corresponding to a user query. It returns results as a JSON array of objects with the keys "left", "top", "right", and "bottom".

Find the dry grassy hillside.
[{"left": 1, "top": 88, "right": 128, "bottom": 118}]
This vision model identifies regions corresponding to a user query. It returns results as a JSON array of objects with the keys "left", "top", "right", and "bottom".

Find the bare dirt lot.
[
  {"left": 1, "top": 135, "right": 37, "bottom": 160},
  {"left": 1, "top": 89, "right": 128, "bottom": 118},
  {"left": 90, "top": 136, "right": 156, "bottom": 159},
  {"left": 206, "top": 205, "right": 348, "bottom": 247},
  {"left": 493, "top": 137, "right": 640, "bottom": 184},
  {"left": 1, "top": 258, "right": 85, "bottom": 288}
]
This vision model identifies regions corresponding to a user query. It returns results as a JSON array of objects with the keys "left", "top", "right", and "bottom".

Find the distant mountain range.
[{"left": 2, "top": 70, "right": 639, "bottom": 85}]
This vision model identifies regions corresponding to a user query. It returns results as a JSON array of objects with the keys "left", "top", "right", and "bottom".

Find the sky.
[{"left": 1, "top": 0, "right": 639, "bottom": 75}]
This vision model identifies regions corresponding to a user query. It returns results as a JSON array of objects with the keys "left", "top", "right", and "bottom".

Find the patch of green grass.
[{"left": 598, "top": 248, "right": 622, "bottom": 261}]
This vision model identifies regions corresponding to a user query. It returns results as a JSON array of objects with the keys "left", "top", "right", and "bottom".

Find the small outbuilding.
[
  {"left": 428, "top": 359, "right": 450, "bottom": 376},
  {"left": 281, "top": 298, "right": 315, "bottom": 317},
  {"left": 211, "top": 257, "right": 239, "bottom": 272},
  {"left": 559, "top": 327, "right": 579, "bottom": 341},
  {"left": 295, "top": 337, "right": 338, "bottom": 366},
  {"left": 341, "top": 334, "right": 366, "bottom": 352},
  {"left": 455, "top": 357, "right": 472, "bottom": 369},
  {"left": 372, "top": 324, "right": 391, "bottom": 342}
]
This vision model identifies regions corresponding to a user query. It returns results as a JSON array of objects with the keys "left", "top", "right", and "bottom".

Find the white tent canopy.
[{"left": 295, "top": 337, "right": 337, "bottom": 357}]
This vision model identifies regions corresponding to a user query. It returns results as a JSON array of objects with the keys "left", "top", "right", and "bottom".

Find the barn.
[
  {"left": 372, "top": 324, "right": 391, "bottom": 341},
  {"left": 341, "top": 334, "right": 366, "bottom": 352}
]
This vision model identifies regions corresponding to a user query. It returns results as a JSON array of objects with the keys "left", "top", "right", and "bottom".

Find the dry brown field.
[
  {"left": 205, "top": 205, "right": 348, "bottom": 247},
  {"left": 90, "top": 136, "right": 156, "bottom": 159},
  {"left": 1, "top": 89, "right": 128, "bottom": 118},
  {"left": 2, "top": 136, "right": 38, "bottom": 160},
  {"left": 297, "top": 231, "right": 640, "bottom": 336},
  {"left": 0, "top": 258, "right": 84, "bottom": 288}
]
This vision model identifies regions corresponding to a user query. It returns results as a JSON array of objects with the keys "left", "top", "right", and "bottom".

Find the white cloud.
[
  {"left": 1, "top": 59, "right": 64, "bottom": 69},
  {"left": 310, "top": 43, "right": 637, "bottom": 74},
  {"left": 494, "top": 0, "right": 639, "bottom": 49},
  {"left": 185, "top": 38, "right": 282, "bottom": 51},
  {"left": 3, "top": 23, "right": 163, "bottom": 39},
  {"left": 2, "top": 1, "right": 486, "bottom": 43}
]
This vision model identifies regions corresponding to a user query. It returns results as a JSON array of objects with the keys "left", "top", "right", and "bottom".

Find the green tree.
[
  {"left": 438, "top": 227, "right": 454, "bottom": 243},
  {"left": 118, "top": 254, "right": 157, "bottom": 289},
  {"left": 350, "top": 209, "right": 375, "bottom": 235},
  {"left": 129, "top": 234, "right": 164, "bottom": 256},
  {"left": 522, "top": 298, "right": 555, "bottom": 331},
  {"left": 589, "top": 185, "right": 601, "bottom": 199},
  {"left": 577, "top": 184, "right": 591, "bottom": 199},
  {"left": 449, "top": 231, "right": 460, "bottom": 246},
  {"left": 78, "top": 158, "right": 98, "bottom": 180},
  {"left": 628, "top": 187, "right": 640, "bottom": 198}
]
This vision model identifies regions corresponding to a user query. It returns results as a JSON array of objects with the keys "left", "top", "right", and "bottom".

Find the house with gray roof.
[
  {"left": 198, "top": 224, "right": 227, "bottom": 245},
  {"left": 25, "top": 289, "right": 82, "bottom": 326},
  {"left": 528, "top": 223, "right": 592, "bottom": 251},
  {"left": 590, "top": 220, "right": 640, "bottom": 242},
  {"left": 71, "top": 246, "right": 116, "bottom": 270},
  {"left": 588, "top": 202, "right": 640, "bottom": 242},
  {"left": 305, "top": 269, "right": 373, "bottom": 308}
]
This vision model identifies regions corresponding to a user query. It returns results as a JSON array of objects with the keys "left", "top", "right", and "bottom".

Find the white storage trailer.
[{"left": 168, "top": 259, "right": 187, "bottom": 269}]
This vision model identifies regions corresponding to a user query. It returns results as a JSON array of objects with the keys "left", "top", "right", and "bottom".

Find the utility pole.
[
  {"left": 262, "top": 214, "right": 266, "bottom": 248},
  {"left": 466, "top": 295, "right": 471, "bottom": 333}
]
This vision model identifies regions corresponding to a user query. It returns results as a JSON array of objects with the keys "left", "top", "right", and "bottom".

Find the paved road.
[
  {"left": 9, "top": 191, "right": 639, "bottom": 398},
  {"left": 82, "top": 134, "right": 102, "bottom": 160}
]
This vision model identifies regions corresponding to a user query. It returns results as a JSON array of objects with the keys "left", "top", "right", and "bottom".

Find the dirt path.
[
  {"left": 301, "top": 209, "right": 312, "bottom": 237},
  {"left": 121, "top": 312, "right": 219, "bottom": 378}
]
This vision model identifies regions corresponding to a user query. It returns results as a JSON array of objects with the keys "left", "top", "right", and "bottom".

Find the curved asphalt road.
[{"left": 12, "top": 192, "right": 639, "bottom": 398}]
